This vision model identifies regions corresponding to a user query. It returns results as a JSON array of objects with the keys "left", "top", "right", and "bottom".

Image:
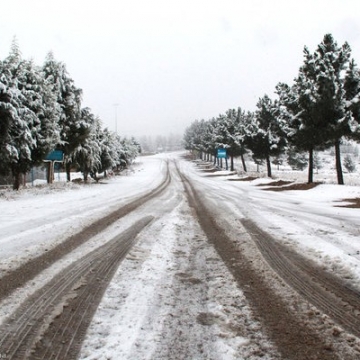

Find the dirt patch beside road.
[
  {"left": 227, "top": 176, "right": 258, "bottom": 181},
  {"left": 256, "top": 180, "right": 293, "bottom": 187},
  {"left": 334, "top": 197, "right": 360, "bottom": 208},
  {"left": 262, "top": 182, "right": 321, "bottom": 191}
]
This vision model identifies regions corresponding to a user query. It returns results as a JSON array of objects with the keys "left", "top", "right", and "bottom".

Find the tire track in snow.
[
  {"left": 0, "top": 216, "right": 153, "bottom": 360},
  {"left": 241, "top": 217, "right": 360, "bottom": 339},
  {"left": 175, "top": 160, "right": 342, "bottom": 360},
  {"left": 0, "top": 160, "right": 170, "bottom": 301}
]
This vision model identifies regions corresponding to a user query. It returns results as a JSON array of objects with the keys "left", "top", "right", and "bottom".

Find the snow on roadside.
[
  {"left": 246, "top": 183, "right": 360, "bottom": 292},
  {"left": 79, "top": 199, "right": 279, "bottom": 360},
  {"left": 189, "top": 160, "right": 360, "bottom": 294}
]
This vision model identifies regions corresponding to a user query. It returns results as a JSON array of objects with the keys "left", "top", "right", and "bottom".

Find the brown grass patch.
[
  {"left": 227, "top": 176, "right": 258, "bottom": 182},
  {"left": 334, "top": 198, "right": 360, "bottom": 208},
  {"left": 263, "top": 182, "right": 321, "bottom": 191},
  {"left": 205, "top": 172, "right": 237, "bottom": 177},
  {"left": 256, "top": 180, "right": 294, "bottom": 187},
  {"left": 199, "top": 168, "right": 218, "bottom": 173}
]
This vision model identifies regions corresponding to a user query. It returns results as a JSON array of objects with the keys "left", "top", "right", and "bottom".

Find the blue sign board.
[
  {"left": 45, "top": 150, "right": 64, "bottom": 161},
  {"left": 217, "top": 148, "right": 227, "bottom": 159}
]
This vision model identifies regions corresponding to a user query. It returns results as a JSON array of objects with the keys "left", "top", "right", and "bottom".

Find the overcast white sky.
[{"left": 2, "top": 0, "right": 360, "bottom": 138}]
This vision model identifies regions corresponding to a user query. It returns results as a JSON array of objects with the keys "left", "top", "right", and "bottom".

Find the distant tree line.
[
  {"left": 140, "top": 133, "right": 183, "bottom": 153},
  {"left": 183, "top": 34, "right": 360, "bottom": 184},
  {"left": 0, "top": 38, "right": 140, "bottom": 189}
]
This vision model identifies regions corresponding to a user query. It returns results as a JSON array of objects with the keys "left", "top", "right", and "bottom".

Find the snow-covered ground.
[
  {"left": 0, "top": 157, "right": 164, "bottom": 266},
  {"left": 188, "top": 157, "right": 360, "bottom": 292},
  {"left": 1, "top": 152, "right": 360, "bottom": 359}
]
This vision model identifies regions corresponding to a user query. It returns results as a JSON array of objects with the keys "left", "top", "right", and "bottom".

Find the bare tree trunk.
[
  {"left": 266, "top": 156, "right": 272, "bottom": 177},
  {"left": 241, "top": 154, "right": 247, "bottom": 172},
  {"left": 335, "top": 140, "right": 344, "bottom": 185},
  {"left": 66, "top": 163, "right": 71, "bottom": 182},
  {"left": 46, "top": 163, "right": 51, "bottom": 184},
  {"left": 230, "top": 155, "right": 234, "bottom": 171},
  {"left": 308, "top": 148, "right": 314, "bottom": 184},
  {"left": 13, "top": 171, "right": 21, "bottom": 190},
  {"left": 46, "top": 162, "right": 55, "bottom": 184}
]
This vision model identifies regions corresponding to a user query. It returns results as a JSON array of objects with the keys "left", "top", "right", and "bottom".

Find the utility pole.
[{"left": 113, "top": 103, "right": 119, "bottom": 134}]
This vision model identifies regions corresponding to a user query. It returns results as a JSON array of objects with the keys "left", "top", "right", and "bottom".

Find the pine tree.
[
  {"left": 0, "top": 60, "right": 21, "bottom": 179},
  {"left": 113, "top": 136, "right": 140, "bottom": 171},
  {"left": 0, "top": 39, "right": 38, "bottom": 189},
  {"left": 71, "top": 108, "right": 101, "bottom": 182},
  {"left": 277, "top": 34, "right": 352, "bottom": 184},
  {"left": 17, "top": 59, "right": 61, "bottom": 167},
  {"left": 223, "top": 108, "right": 248, "bottom": 171},
  {"left": 246, "top": 95, "right": 287, "bottom": 177},
  {"left": 97, "top": 127, "right": 118, "bottom": 176},
  {"left": 276, "top": 79, "right": 319, "bottom": 182},
  {"left": 344, "top": 59, "right": 360, "bottom": 140},
  {"left": 212, "top": 113, "right": 231, "bottom": 169},
  {"left": 202, "top": 119, "right": 218, "bottom": 162},
  {"left": 43, "top": 52, "right": 84, "bottom": 181},
  {"left": 314, "top": 34, "right": 352, "bottom": 184},
  {"left": 183, "top": 119, "right": 210, "bottom": 160}
]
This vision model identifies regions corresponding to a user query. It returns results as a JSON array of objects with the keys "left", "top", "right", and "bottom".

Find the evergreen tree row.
[
  {"left": 183, "top": 34, "right": 360, "bottom": 184},
  {"left": 0, "top": 39, "right": 140, "bottom": 190}
]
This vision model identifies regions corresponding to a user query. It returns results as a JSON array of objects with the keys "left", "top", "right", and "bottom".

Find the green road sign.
[
  {"left": 45, "top": 150, "right": 64, "bottom": 161},
  {"left": 217, "top": 149, "right": 227, "bottom": 158}
]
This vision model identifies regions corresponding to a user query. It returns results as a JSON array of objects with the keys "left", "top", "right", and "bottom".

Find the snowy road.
[{"left": 1, "top": 153, "right": 360, "bottom": 359}]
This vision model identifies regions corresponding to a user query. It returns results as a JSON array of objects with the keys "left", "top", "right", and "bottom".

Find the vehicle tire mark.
[
  {"left": 0, "top": 161, "right": 170, "bottom": 301},
  {"left": 241, "top": 218, "right": 360, "bottom": 338},
  {"left": 175, "top": 162, "right": 340, "bottom": 360},
  {"left": 0, "top": 216, "right": 154, "bottom": 360}
]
